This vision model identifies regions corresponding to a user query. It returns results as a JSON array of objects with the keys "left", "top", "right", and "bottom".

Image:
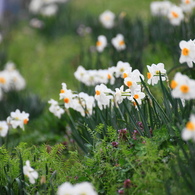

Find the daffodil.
[
  {"left": 0, "top": 121, "right": 9, "bottom": 137},
  {"left": 23, "top": 160, "right": 38, "bottom": 184},
  {"left": 99, "top": 10, "right": 115, "bottom": 29},
  {"left": 111, "top": 34, "right": 126, "bottom": 51},
  {"left": 180, "top": 0, "right": 195, "bottom": 13},
  {"left": 179, "top": 39, "right": 195, "bottom": 68},
  {"left": 171, "top": 72, "right": 195, "bottom": 100},
  {"left": 182, "top": 114, "right": 195, "bottom": 141},
  {"left": 150, "top": 1, "right": 172, "bottom": 16},
  {"left": 7, "top": 109, "right": 29, "bottom": 130},
  {"left": 96, "top": 35, "right": 107, "bottom": 52},
  {"left": 167, "top": 5, "right": 184, "bottom": 26},
  {"left": 95, "top": 84, "right": 113, "bottom": 109},
  {"left": 147, "top": 63, "right": 167, "bottom": 85},
  {"left": 48, "top": 99, "right": 65, "bottom": 118},
  {"left": 115, "top": 61, "right": 131, "bottom": 78}
]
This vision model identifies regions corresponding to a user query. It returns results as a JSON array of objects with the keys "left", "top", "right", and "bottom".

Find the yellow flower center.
[
  {"left": 180, "top": 85, "right": 189, "bottom": 93},
  {"left": 123, "top": 72, "right": 128, "bottom": 78},
  {"left": 134, "top": 94, "right": 139, "bottom": 99},
  {"left": 60, "top": 89, "right": 65, "bottom": 93},
  {"left": 64, "top": 98, "right": 70, "bottom": 103},
  {"left": 182, "top": 48, "right": 189, "bottom": 56},
  {"left": 186, "top": 121, "right": 195, "bottom": 131},
  {"left": 147, "top": 72, "right": 152, "bottom": 79},
  {"left": 96, "top": 90, "right": 101, "bottom": 95},
  {"left": 126, "top": 81, "right": 133, "bottom": 87},
  {"left": 185, "top": 0, "right": 190, "bottom": 4},
  {"left": 120, "top": 68, "right": 124, "bottom": 72},
  {"left": 0, "top": 77, "right": 6, "bottom": 84},
  {"left": 107, "top": 74, "right": 112, "bottom": 79},
  {"left": 155, "top": 70, "right": 160, "bottom": 75},
  {"left": 171, "top": 11, "right": 178, "bottom": 18},
  {"left": 119, "top": 40, "right": 125, "bottom": 46},
  {"left": 170, "top": 80, "right": 178, "bottom": 89},
  {"left": 96, "top": 41, "right": 102, "bottom": 46},
  {"left": 23, "top": 119, "right": 28, "bottom": 124},
  {"left": 104, "top": 15, "right": 110, "bottom": 21}
]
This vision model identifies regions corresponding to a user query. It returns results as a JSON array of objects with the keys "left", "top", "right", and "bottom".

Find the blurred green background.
[{"left": 5, "top": 0, "right": 178, "bottom": 100}]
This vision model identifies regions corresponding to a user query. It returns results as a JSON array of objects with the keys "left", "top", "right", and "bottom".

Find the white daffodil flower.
[
  {"left": 96, "top": 35, "right": 107, "bottom": 52},
  {"left": 23, "top": 160, "right": 38, "bottom": 184},
  {"left": 7, "top": 109, "right": 29, "bottom": 130},
  {"left": 182, "top": 114, "right": 195, "bottom": 141},
  {"left": 0, "top": 121, "right": 9, "bottom": 137},
  {"left": 179, "top": 39, "right": 195, "bottom": 68},
  {"left": 167, "top": 5, "right": 184, "bottom": 26},
  {"left": 99, "top": 10, "right": 115, "bottom": 29},
  {"left": 111, "top": 34, "right": 126, "bottom": 51},
  {"left": 147, "top": 63, "right": 167, "bottom": 85},
  {"left": 171, "top": 72, "right": 195, "bottom": 100}
]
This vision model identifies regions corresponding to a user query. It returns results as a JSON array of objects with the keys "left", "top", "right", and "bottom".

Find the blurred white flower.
[
  {"left": 150, "top": 1, "right": 173, "bottom": 16},
  {"left": 180, "top": 0, "right": 195, "bottom": 13},
  {"left": 48, "top": 99, "right": 65, "bottom": 118},
  {"left": 171, "top": 72, "right": 195, "bottom": 100},
  {"left": 182, "top": 114, "right": 195, "bottom": 141},
  {"left": 7, "top": 109, "right": 29, "bottom": 130},
  {"left": 59, "top": 83, "right": 73, "bottom": 109},
  {"left": 40, "top": 4, "right": 58, "bottom": 17},
  {"left": 99, "top": 10, "right": 115, "bottom": 29},
  {"left": 57, "top": 182, "right": 75, "bottom": 195},
  {"left": 29, "top": 18, "right": 44, "bottom": 29},
  {"left": 115, "top": 61, "right": 131, "bottom": 78},
  {"left": 23, "top": 160, "right": 38, "bottom": 184},
  {"left": 96, "top": 35, "right": 107, "bottom": 52},
  {"left": 111, "top": 34, "right": 126, "bottom": 51},
  {"left": 57, "top": 182, "right": 97, "bottom": 195},
  {"left": 113, "top": 85, "right": 128, "bottom": 105},
  {"left": 0, "top": 121, "right": 9, "bottom": 137},
  {"left": 147, "top": 63, "right": 167, "bottom": 85},
  {"left": 167, "top": 5, "right": 184, "bottom": 26},
  {"left": 74, "top": 182, "right": 98, "bottom": 195},
  {"left": 179, "top": 39, "right": 195, "bottom": 68}
]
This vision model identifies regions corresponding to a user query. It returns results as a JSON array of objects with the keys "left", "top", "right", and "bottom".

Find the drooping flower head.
[
  {"left": 23, "top": 160, "right": 38, "bottom": 184},
  {"left": 48, "top": 99, "right": 65, "bottom": 118}
]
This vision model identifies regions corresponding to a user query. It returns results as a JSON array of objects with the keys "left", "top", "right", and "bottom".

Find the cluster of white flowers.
[
  {"left": 147, "top": 63, "right": 167, "bottom": 85},
  {"left": 29, "top": 0, "right": 69, "bottom": 17},
  {"left": 179, "top": 39, "right": 195, "bottom": 68},
  {"left": 57, "top": 83, "right": 95, "bottom": 117},
  {"left": 150, "top": 0, "right": 195, "bottom": 26},
  {"left": 0, "top": 62, "right": 26, "bottom": 101},
  {"left": 0, "top": 109, "right": 29, "bottom": 137},
  {"left": 171, "top": 72, "right": 195, "bottom": 100},
  {"left": 57, "top": 181, "right": 97, "bottom": 195},
  {"left": 96, "top": 33, "right": 126, "bottom": 52}
]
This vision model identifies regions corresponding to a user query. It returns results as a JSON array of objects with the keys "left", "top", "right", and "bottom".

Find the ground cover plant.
[{"left": 0, "top": 0, "right": 195, "bottom": 194}]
